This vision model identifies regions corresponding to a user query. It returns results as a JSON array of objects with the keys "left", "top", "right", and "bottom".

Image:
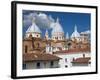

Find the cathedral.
[{"left": 23, "top": 17, "right": 91, "bottom": 69}]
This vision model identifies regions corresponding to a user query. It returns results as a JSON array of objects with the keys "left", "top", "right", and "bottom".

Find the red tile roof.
[
  {"left": 71, "top": 57, "right": 91, "bottom": 63},
  {"left": 53, "top": 48, "right": 90, "bottom": 55},
  {"left": 23, "top": 53, "right": 61, "bottom": 62}
]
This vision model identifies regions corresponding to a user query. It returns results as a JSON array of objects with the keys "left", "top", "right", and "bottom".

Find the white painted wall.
[
  {"left": 26, "top": 32, "right": 41, "bottom": 38},
  {"left": 25, "top": 61, "right": 59, "bottom": 69},
  {"left": 55, "top": 52, "right": 90, "bottom": 68}
]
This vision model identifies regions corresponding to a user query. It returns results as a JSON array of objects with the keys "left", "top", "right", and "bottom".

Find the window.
[
  {"left": 37, "top": 35, "right": 38, "bottom": 37},
  {"left": 67, "top": 43, "right": 71, "bottom": 49},
  {"left": 44, "top": 62, "right": 46, "bottom": 67},
  {"left": 23, "top": 63, "right": 26, "bottom": 69},
  {"left": 37, "top": 62, "right": 40, "bottom": 68},
  {"left": 68, "top": 43, "right": 71, "bottom": 46},
  {"left": 62, "top": 37, "right": 63, "bottom": 39},
  {"left": 50, "top": 61, "right": 54, "bottom": 67},
  {"left": 65, "top": 58, "right": 67, "bottom": 62},
  {"left": 65, "top": 65, "right": 68, "bottom": 68},
  {"left": 49, "top": 47, "right": 51, "bottom": 52},
  {"left": 56, "top": 37, "right": 58, "bottom": 39},
  {"left": 55, "top": 37, "right": 57, "bottom": 39},
  {"left": 25, "top": 45, "right": 28, "bottom": 53}
]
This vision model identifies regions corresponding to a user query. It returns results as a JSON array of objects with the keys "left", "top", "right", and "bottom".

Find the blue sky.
[{"left": 23, "top": 10, "right": 90, "bottom": 38}]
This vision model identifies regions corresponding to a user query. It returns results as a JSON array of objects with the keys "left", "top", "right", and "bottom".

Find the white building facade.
[
  {"left": 23, "top": 60, "right": 59, "bottom": 69},
  {"left": 54, "top": 52, "right": 91, "bottom": 68}
]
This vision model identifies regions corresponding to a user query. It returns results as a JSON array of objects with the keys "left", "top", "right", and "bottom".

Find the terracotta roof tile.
[
  {"left": 23, "top": 53, "right": 61, "bottom": 62},
  {"left": 71, "top": 57, "right": 91, "bottom": 63},
  {"left": 54, "top": 48, "right": 90, "bottom": 54}
]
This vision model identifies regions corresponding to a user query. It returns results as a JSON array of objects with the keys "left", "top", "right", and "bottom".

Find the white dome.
[
  {"left": 26, "top": 21, "right": 41, "bottom": 33},
  {"left": 71, "top": 25, "right": 80, "bottom": 38},
  {"left": 52, "top": 18, "right": 64, "bottom": 35}
]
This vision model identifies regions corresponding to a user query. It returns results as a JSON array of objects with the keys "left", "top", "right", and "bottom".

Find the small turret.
[
  {"left": 45, "top": 29, "right": 49, "bottom": 40},
  {"left": 66, "top": 32, "right": 69, "bottom": 40}
]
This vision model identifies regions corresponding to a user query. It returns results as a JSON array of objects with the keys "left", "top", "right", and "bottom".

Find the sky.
[{"left": 23, "top": 10, "right": 91, "bottom": 38}]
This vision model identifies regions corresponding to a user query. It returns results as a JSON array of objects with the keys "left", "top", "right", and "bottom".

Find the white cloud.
[{"left": 23, "top": 12, "right": 55, "bottom": 29}]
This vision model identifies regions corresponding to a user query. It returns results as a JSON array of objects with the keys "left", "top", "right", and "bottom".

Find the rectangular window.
[
  {"left": 65, "top": 58, "right": 67, "bottom": 62},
  {"left": 25, "top": 45, "right": 28, "bottom": 53},
  {"left": 50, "top": 61, "right": 54, "bottom": 68},
  {"left": 23, "top": 63, "right": 26, "bottom": 69},
  {"left": 37, "top": 62, "right": 40, "bottom": 68}
]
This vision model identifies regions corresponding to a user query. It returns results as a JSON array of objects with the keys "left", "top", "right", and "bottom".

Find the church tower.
[
  {"left": 71, "top": 25, "right": 81, "bottom": 42},
  {"left": 51, "top": 18, "right": 64, "bottom": 41},
  {"left": 46, "top": 44, "right": 53, "bottom": 54}
]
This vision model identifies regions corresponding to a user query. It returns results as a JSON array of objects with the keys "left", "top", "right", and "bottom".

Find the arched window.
[
  {"left": 37, "top": 35, "right": 38, "bottom": 37},
  {"left": 67, "top": 43, "right": 71, "bottom": 49},
  {"left": 56, "top": 37, "right": 58, "bottom": 40},
  {"left": 60, "top": 37, "right": 62, "bottom": 40},
  {"left": 25, "top": 45, "right": 28, "bottom": 53}
]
